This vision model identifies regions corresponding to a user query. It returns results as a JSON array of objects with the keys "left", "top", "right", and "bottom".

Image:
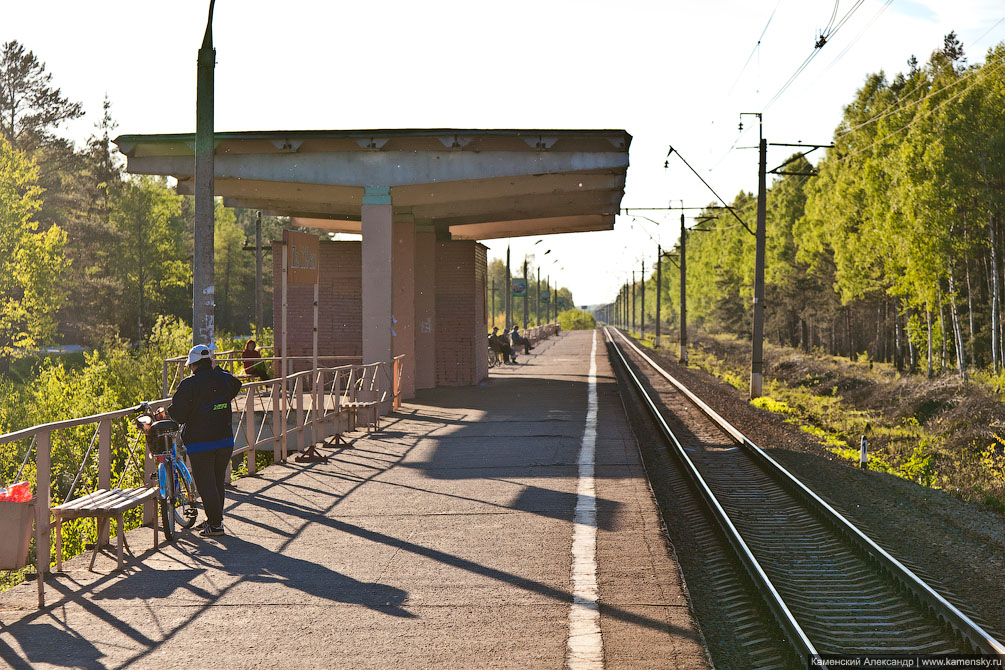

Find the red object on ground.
[{"left": 0, "top": 481, "right": 32, "bottom": 502}]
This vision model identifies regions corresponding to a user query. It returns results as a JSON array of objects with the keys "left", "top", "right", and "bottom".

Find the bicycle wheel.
[
  {"left": 172, "top": 461, "right": 198, "bottom": 529},
  {"left": 160, "top": 463, "right": 177, "bottom": 542}
]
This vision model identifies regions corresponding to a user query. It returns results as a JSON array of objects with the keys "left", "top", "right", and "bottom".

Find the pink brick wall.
[
  {"left": 435, "top": 241, "right": 488, "bottom": 386},
  {"left": 273, "top": 238, "right": 487, "bottom": 386},
  {"left": 273, "top": 241, "right": 362, "bottom": 372}
]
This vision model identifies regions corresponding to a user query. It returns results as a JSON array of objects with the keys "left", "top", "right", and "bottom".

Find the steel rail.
[
  {"left": 603, "top": 327, "right": 818, "bottom": 665},
  {"left": 608, "top": 326, "right": 1005, "bottom": 657}
]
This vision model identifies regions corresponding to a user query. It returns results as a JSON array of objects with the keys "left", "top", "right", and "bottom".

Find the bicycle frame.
[{"left": 136, "top": 405, "right": 198, "bottom": 540}]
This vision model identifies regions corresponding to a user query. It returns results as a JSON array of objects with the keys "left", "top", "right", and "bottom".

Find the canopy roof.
[{"left": 114, "top": 128, "right": 631, "bottom": 240}]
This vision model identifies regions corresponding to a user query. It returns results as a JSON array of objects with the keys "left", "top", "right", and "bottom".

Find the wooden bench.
[
  {"left": 342, "top": 389, "right": 383, "bottom": 433},
  {"left": 51, "top": 486, "right": 159, "bottom": 571}
]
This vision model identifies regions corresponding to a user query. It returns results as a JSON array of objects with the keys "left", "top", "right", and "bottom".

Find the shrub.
[{"left": 558, "top": 308, "right": 596, "bottom": 331}]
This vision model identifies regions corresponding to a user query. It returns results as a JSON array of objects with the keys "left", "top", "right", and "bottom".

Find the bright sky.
[{"left": 8, "top": 1, "right": 1005, "bottom": 306}]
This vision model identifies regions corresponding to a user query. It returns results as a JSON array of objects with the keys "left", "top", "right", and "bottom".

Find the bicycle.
[{"left": 135, "top": 402, "right": 198, "bottom": 541}]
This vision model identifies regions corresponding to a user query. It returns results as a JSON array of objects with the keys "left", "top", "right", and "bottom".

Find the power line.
[
  {"left": 817, "top": 0, "right": 895, "bottom": 77},
  {"left": 837, "top": 57, "right": 1005, "bottom": 163},
  {"left": 765, "top": 0, "right": 868, "bottom": 110},
  {"left": 726, "top": 0, "right": 784, "bottom": 97},
  {"left": 837, "top": 54, "right": 1004, "bottom": 138},
  {"left": 665, "top": 145, "right": 755, "bottom": 235}
]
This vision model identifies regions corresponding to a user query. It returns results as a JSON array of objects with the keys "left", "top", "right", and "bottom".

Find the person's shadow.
[
  {"left": 179, "top": 534, "right": 415, "bottom": 618},
  {"left": 0, "top": 623, "right": 103, "bottom": 670}
]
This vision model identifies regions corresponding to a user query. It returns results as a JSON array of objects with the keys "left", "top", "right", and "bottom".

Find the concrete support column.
[
  {"left": 393, "top": 214, "right": 416, "bottom": 399},
  {"left": 361, "top": 186, "right": 393, "bottom": 381},
  {"left": 414, "top": 225, "right": 437, "bottom": 390}
]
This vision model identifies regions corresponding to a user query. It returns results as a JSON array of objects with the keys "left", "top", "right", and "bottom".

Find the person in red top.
[{"left": 242, "top": 339, "right": 270, "bottom": 381}]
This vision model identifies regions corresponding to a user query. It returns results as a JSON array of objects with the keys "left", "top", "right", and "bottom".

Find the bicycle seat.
[{"left": 149, "top": 419, "right": 180, "bottom": 438}]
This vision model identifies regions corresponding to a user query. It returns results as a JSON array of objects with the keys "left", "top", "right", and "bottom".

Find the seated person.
[
  {"left": 500, "top": 329, "right": 518, "bottom": 364},
  {"left": 488, "top": 327, "right": 509, "bottom": 363},
  {"left": 510, "top": 326, "right": 533, "bottom": 354},
  {"left": 242, "top": 339, "right": 271, "bottom": 381}
]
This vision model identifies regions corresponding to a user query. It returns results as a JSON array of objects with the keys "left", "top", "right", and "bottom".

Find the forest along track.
[{"left": 604, "top": 326, "right": 1005, "bottom": 666}]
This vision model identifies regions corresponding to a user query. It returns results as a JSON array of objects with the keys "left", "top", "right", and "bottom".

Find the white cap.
[{"left": 187, "top": 344, "right": 213, "bottom": 366}]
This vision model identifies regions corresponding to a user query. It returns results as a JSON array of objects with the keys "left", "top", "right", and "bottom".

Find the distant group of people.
[{"left": 489, "top": 326, "right": 533, "bottom": 364}]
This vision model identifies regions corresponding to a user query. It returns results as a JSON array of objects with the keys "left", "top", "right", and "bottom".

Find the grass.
[{"left": 684, "top": 337, "right": 948, "bottom": 489}]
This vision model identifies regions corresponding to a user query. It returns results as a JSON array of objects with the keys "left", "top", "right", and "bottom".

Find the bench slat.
[
  {"left": 53, "top": 487, "right": 158, "bottom": 517},
  {"left": 53, "top": 489, "right": 123, "bottom": 512}
]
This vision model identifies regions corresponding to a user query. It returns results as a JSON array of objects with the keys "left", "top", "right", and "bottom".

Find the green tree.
[
  {"left": 109, "top": 176, "right": 187, "bottom": 340},
  {"left": 0, "top": 136, "right": 66, "bottom": 359},
  {"left": 58, "top": 96, "right": 128, "bottom": 345},
  {"left": 214, "top": 202, "right": 252, "bottom": 333},
  {"left": 0, "top": 41, "right": 82, "bottom": 150}
]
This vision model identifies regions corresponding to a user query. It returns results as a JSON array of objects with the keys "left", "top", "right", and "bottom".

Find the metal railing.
[
  {"left": 162, "top": 348, "right": 362, "bottom": 397},
  {"left": 0, "top": 355, "right": 403, "bottom": 608}
]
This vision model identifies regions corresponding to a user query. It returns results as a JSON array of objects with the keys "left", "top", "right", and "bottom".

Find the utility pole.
[
  {"left": 193, "top": 0, "right": 216, "bottom": 346},
  {"left": 679, "top": 212, "right": 688, "bottom": 364},
  {"left": 552, "top": 278, "right": 556, "bottom": 322},
  {"left": 490, "top": 279, "right": 497, "bottom": 328},
  {"left": 536, "top": 267, "right": 541, "bottom": 326},
  {"left": 255, "top": 211, "right": 263, "bottom": 336},
  {"left": 623, "top": 282, "right": 628, "bottom": 329},
  {"left": 655, "top": 246, "right": 661, "bottom": 347},
  {"left": 523, "top": 258, "right": 529, "bottom": 329},
  {"left": 640, "top": 259, "right": 646, "bottom": 341},
  {"left": 546, "top": 275, "right": 551, "bottom": 323},
  {"left": 631, "top": 271, "right": 636, "bottom": 334},
  {"left": 749, "top": 113, "right": 767, "bottom": 399},
  {"left": 505, "top": 245, "right": 512, "bottom": 329}
]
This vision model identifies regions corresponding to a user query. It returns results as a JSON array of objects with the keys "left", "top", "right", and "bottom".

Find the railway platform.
[{"left": 0, "top": 330, "right": 709, "bottom": 669}]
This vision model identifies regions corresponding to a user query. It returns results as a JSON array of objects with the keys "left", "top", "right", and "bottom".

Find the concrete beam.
[
  {"left": 125, "top": 150, "right": 629, "bottom": 188},
  {"left": 448, "top": 214, "right": 615, "bottom": 240}
]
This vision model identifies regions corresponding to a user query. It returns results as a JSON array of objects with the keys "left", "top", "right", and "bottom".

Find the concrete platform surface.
[{"left": 0, "top": 330, "right": 709, "bottom": 669}]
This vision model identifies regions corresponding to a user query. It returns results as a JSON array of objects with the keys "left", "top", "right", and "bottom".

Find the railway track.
[{"left": 604, "top": 326, "right": 1005, "bottom": 667}]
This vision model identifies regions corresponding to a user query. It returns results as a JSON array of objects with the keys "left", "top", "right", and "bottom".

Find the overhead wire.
[
  {"left": 765, "top": 0, "right": 868, "bottom": 110},
  {"left": 666, "top": 146, "right": 756, "bottom": 235},
  {"left": 707, "top": 125, "right": 747, "bottom": 173},
  {"left": 726, "top": 0, "right": 785, "bottom": 97},
  {"left": 817, "top": 0, "right": 895, "bottom": 77},
  {"left": 836, "top": 55, "right": 1003, "bottom": 138},
  {"left": 836, "top": 56, "right": 1005, "bottom": 163}
]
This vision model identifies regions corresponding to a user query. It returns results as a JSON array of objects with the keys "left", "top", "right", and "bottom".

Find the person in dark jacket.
[
  {"left": 510, "top": 326, "right": 533, "bottom": 354},
  {"left": 168, "top": 344, "right": 243, "bottom": 537},
  {"left": 488, "top": 327, "right": 508, "bottom": 364},
  {"left": 500, "top": 328, "right": 518, "bottom": 364}
]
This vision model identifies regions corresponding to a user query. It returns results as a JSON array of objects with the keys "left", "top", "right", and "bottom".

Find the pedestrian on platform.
[
  {"left": 500, "top": 328, "right": 518, "bottom": 364},
  {"left": 489, "top": 327, "right": 508, "bottom": 364},
  {"left": 168, "top": 344, "right": 243, "bottom": 537},
  {"left": 511, "top": 326, "right": 533, "bottom": 355}
]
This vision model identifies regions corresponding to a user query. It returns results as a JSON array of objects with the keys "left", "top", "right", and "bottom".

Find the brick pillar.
[
  {"left": 414, "top": 226, "right": 437, "bottom": 390},
  {"left": 435, "top": 241, "right": 489, "bottom": 386},
  {"left": 393, "top": 215, "right": 416, "bottom": 399},
  {"left": 362, "top": 186, "right": 393, "bottom": 377}
]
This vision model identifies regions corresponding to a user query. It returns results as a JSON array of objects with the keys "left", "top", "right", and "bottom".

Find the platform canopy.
[{"left": 114, "top": 128, "right": 631, "bottom": 240}]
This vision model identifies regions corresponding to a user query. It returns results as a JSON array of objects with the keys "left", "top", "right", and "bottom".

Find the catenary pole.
[
  {"left": 523, "top": 258, "right": 529, "bottom": 329},
  {"left": 536, "top": 267, "right": 541, "bottom": 326},
  {"left": 656, "top": 245, "right": 661, "bottom": 347},
  {"left": 751, "top": 126, "right": 767, "bottom": 398},
  {"left": 505, "top": 246, "right": 512, "bottom": 329},
  {"left": 640, "top": 259, "right": 645, "bottom": 341},
  {"left": 680, "top": 212, "right": 688, "bottom": 364},
  {"left": 631, "top": 271, "right": 636, "bottom": 334},
  {"left": 193, "top": 0, "right": 217, "bottom": 346},
  {"left": 255, "top": 211, "right": 263, "bottom": 335}
]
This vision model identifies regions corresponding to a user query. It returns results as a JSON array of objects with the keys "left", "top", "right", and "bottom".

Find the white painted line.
[{"left": 567, "top": 330, "right": 604, "bottom": 669}]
